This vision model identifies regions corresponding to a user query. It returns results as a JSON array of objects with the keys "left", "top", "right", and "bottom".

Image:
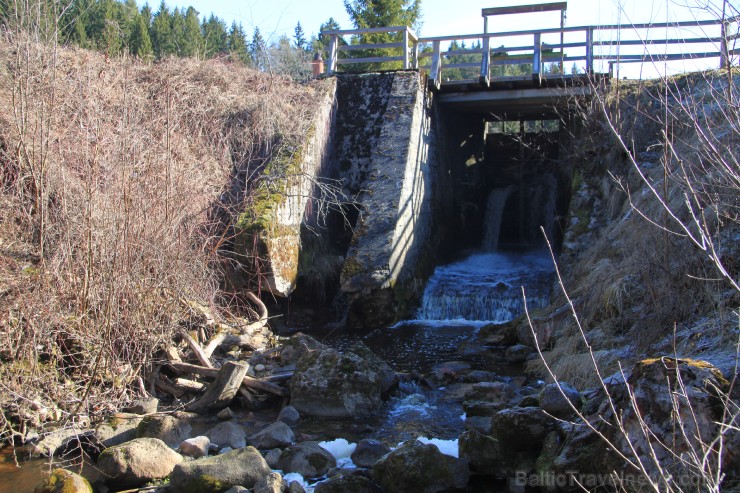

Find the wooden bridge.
[{"left": 321, "top": 2, "right": 738, "bottom": 119}]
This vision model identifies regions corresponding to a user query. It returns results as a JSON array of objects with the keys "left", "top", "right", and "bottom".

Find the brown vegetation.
[{"left": 0, "top": 35, "right": 328, "bottom": 442}]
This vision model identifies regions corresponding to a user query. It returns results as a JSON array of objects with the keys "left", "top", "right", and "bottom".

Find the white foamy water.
[{"left": 415, "top": 251, "right": 554, "bottom": 323}]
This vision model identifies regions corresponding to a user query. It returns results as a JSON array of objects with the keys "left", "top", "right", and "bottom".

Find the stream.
[{"left": 0, "top": 250, "right": 554, "bottom": 492}]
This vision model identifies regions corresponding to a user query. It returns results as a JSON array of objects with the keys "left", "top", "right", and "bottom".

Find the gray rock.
[
  {"left": 26, "top": 427, "right": 92, "bottom": 459},
  {"left": 224, "top": 487, "right": 249, "bottom": 493},
  {"left": 34, "top": 468, "right": 92, "bottom": 493},
  {"left": 505, "top": 344, "right": 532, "bottom": 364},
  {"left": 314, "top": 474, "right": 382, "bottom": 493},
  {"left": 351, "top": 439, "right": 391, "bottom": 468},
  {"left": 462, "top": 400, "right": 508, "bottom": 417},
  {"left": 250, "top": 421, "right": 295, "bottom": 449},
  {"left": 539, "top": 382, "right": 581, "bottom": 419},
  {"left": 97, "top": 438, "right": 183, "bottom": 489},
  {"left": 288, "top": 481, "right": 306, "bottom": 493},
  {"left": 459, "top": 429, "right": 534, "bottom": 479},
  {"left": 170, "top": 446, "right": 272, "bottom": 491},
  {"left": 431, "top": 361, "right": 472, "bottom": 384},
  {"left": 290, "top": 345, "right": 394, "bottom": 418},
  {"left": 205, "top": 421, "right": 247, "bottom": 449},
  {"left": 278, "top": 333, "right": 328, "bottom": 366},
  {"left": 464, "top": 416, "right": 493, "bottom": 435},
  {"left": 464, "top": 381, "right": 516, "bottom": 404},
  {"left": 277, "top": 405, "right": 300, "bottom": 426},
  {"left": 122, "top": 397, "right": 158, "bottom": 415},
  {"left": 372, "top": 440, "right": 469, "bottom": 493},
  {"left": 490, "top": 407, "right": 556, "bottom": 451},
  {"left": 136, "top": 415, "right": 191, "bottom": 448},
  {"left": 349, "top": 342, "right": 399, "bottom": 395},
  {"left": 254, "top": 472, "right": 287, "bottom": 493},
  {"left": 264, "top": 448, "right": 282, "bottom": 468},
  {"left": 179, "top": 436, "right": 211, "bottom": 458},
  {"left": 217, "top": 407, "right": 235, "bottom": 420},
  {"left": 95, "top": 413, "right": 143, "bottom": 448},
  {"left": 277, "top": 441, "right": 337, "bottom": 479}
]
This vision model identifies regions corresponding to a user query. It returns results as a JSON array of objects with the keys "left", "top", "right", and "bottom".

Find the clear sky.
[{"left": 155, "top": 0, "right": 733, "bottom": 77}]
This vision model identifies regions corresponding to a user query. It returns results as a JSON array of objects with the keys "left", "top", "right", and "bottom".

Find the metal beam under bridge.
[{"left": 438, "top": 85, "right": 592, "bottom": 120}]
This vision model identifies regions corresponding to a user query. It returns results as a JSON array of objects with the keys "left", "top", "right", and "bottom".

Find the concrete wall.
[
  {"left": 336, "top": 71, "right": 454, "bottom": 328},
  {"left": 255, "top": 78, "right": 339, "bottom": 296}
]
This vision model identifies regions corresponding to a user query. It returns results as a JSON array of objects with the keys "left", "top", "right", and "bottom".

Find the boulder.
[
  {"left": 224, "top": 487, "right": 249, "bottom": 493},
  {"left": 464, "top": 381, "right": 516, "bottom": 404},
  {"left": 505, "top": 344, "right": 532, "bottom": 364},
  {"left": 136, "top": 415, "right": 191, "bottom": 448},
  {"left": 478, "top": 321, "right": 518, "bottom": 346},
  {"left": 277, "top": 405, "right": 300, "bottom": 426},
  {"left": 264, "top": 448, "right": 283, "bottom": 468},
  {"left": 288, "top": 480, "right": 307, "bottom": 493},
  {"left": 180, "top": 436, "right": 211, "bottom": 458},
  {"left": 205, "top": 421, "right": 247, "bottom": 449},
  {"left": 459, "top": 430, "right": 534, "bottom": 479},
  {"left": 95, "top": 413, "right": 143, "bottom": 448},
  {"left": 250, "top": 421, "right": 295, "bottom": 449},
  {"left": 34, "top": 468, "right": 92, "bottom": 493},
  {"left": 277, "top": 441, "right": 337, "bottom": 479},
  {"left": 372, "top": 440, "right": 469, "bottom": 493},
  {"left": 462, "top": 400, "right": 508, "bottom": 417},
  {"left": 122, "top": 397, "right": 158, "bottom": 415},
  {"left": 464, "top": 416, "right": 493, "bottom": 436},
  {"left": 170, "top": 446, "right": 272, "bottom": 492},
  {"left": 278, "top": 333, "right": 328, "bottom": 366},
  {"left": 314, "top": 474, "right": 382, "bottom": 493},
  {"left": 349, "top": 342, "right": 399, "bottom": 395},
  {"left": 26, "top": 427, "right": 92, "bottom": 459},
  {"left": 553, "top": 357, "right": 735, "bottom": 490},
  {"left": 490, "top": 407, "right": 556, "bottom": 451},
  {"left": 290, "top": 345, "right": 395, "bottom": 418},
  {"left": 97, "top": 438, "right": 183, "bottom": 489},
  {"left": 430, "top": 361, "right": 471, "bottom": 385},
  {"left": 539, "top": 382, "right": 581, "bottom": 419},
  {"left": 351, "top": 439, "right": 391, "bottom": 468},
  {"left": 254, "top": 472, "right": 287, "bottom": 493}
]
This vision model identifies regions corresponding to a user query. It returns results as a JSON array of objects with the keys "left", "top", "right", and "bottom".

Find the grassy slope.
[
  {"left": 0, "top": 41, "right": 328, "bottom": 438},
  {"left": 527, "top": 71, "right": 739, "bottom": 387}
]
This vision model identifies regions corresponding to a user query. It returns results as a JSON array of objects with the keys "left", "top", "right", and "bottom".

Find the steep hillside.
[
  {"left": 527, "top": 71, "right": 739, "bottom": 386},
  {"left": 0, "top": 41, "right": 329, "bottom": 438}
]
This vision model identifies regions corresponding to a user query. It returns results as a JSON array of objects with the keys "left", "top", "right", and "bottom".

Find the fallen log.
[
  {"left": 186, "top": 361, "right": 248, "bottom": 413},
  {"left": 168, "top": 361, "right": 289, "bottom": 397},
  {"left": 179, "top": 330, "right": 213, "bottom": 368},
  {"left": 174, "top": 378, "right": 206, "bottom": 392}
]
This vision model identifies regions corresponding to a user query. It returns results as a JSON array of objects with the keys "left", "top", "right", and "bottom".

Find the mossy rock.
[{"left": 34, "top": 469, "right": 92, "bottom": 493}]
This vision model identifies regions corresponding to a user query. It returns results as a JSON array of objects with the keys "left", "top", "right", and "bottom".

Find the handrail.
[{"left": 320, "top": 15, "right": 738, "bottom": 86}]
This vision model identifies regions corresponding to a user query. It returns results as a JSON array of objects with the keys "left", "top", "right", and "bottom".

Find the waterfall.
[
  {"left": 482, "top": 185, "right": 516, "bottom": 251},
  {"left": 414, "top": 252, "right": 553, "bottom": 324}
]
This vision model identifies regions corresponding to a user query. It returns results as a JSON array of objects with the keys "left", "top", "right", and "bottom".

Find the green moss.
[
  {"left": 36, "top": 468, "right": 93, "bottom": 493},
  {"left": 181, "top": 474, "right": 229, "bottom": 493},
  {"left": 308, "top": 453, "right": 331, "bottom": 471},
  {"left": 341, "top": 256, "right": 367, "bottom": 279}
]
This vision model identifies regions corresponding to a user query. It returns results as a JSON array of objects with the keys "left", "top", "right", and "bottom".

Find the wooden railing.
[
  {"left": 322, "top": 26, "right": 419, "bottom": 73},
  {"left": 321, "top": 16, "right": 739, "bottom": 89}
]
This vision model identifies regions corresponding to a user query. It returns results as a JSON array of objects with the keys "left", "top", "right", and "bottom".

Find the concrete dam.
[{"left": 235, "top": 70, "right": 578, "bottom": 329}]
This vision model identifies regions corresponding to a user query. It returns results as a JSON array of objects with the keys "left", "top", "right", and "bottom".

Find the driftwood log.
[
  {"left": 185, "top": 361, "right": 249, "bottom": 412},
  {"left": 169, "top": 361, "right": 288, "bottom": 397}
]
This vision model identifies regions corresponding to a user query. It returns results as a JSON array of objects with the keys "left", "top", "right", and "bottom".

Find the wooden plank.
[
  {"left": 337, "top": 56, "right": 404, "bottom": 64},
  {"left": 339, "top": 42, "right": 404, "bottom": 51},
  {"left": 482, "top": 2, "right": 567, "bottom": 17},
  {"left": 186, "top": 361, "right": 249, "bottom": 413},
  {"left": 168, "top": 361, "right": 289, "bottom": 397},
  {"left": 443, "top": 62, "right": 484, "bottom": 70},
  {"left": 594, "top": 37, "right": 724, "bottom": 46},
  {"left": 322, "top": 26, "right": 410, "bottom": 36}
]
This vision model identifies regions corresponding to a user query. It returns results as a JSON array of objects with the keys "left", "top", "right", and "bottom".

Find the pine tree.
[
  {"left": 130, "top": 10, "right": 153, "bottom": 58},
  {"left": 315, "top": 17, "right": 342, "bottom": 60},
  {"left": 343, "top": 0, "right": 422, "bottom": 70},
  {"left": 202, "top": 14, "right": 227, "bottom": 58},
  {"left": 293, "top": 21, "right": 307, "bottom": 51},
  {"left": 228, "top": 22, "right": 250, "bottom": 64},
  {"left": 251, "top": 27, "right": 267, "bottom": 70},
  {"left": 151, "top": 0, "right": 175, "bottom": 57},
  {"left": 181, "top": 7, "right": 203, "bottom": 57}
]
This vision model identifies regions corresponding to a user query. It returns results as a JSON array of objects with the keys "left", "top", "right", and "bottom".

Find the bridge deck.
[{"left": 438, "top": 73, "right": 601, "bottom": 119}]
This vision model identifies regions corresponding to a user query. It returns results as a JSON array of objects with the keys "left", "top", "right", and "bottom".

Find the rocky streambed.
[{"left": 16, "top": 322, "right": 739, "bottom": 493}]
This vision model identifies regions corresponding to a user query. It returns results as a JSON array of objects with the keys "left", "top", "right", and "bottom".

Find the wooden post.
[
  {"left": 720, "top": 19, "right": 730, "bottom": 69},
  {"left": 430, "top": 40, "right": 442, "bottom": 90},
  {"left": 585, "top": 27, "right": 594, "bottom": 73},
  {"left": 412, "top": 39, "right": 419, "bottom": 69},
  {"left": 480, "top": 36, "right": 491, "bottom": 87},
  {"left": 403, "top": 29, "right": 410, "bottom": 69},
  {"left": 532, "top": 33, "right": 542, "bottom": 85},
  {"left": 328, "top": 35, "right": 338, "bottom": 74}
]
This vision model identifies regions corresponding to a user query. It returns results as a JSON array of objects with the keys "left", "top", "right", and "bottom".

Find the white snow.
[
  {"left": 318, "top": 438, "right": 356, "bottom": 460},
  {"left": 417, "top": 437, "right": 459, "bottom": 458}
]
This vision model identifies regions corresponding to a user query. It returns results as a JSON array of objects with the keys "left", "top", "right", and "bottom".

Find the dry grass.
[
  {"left": 530, "top": 71, "right": 739, "bottom": 387},
  {"left": 0, "top": 35, "right": 329, "bottom": 442}
]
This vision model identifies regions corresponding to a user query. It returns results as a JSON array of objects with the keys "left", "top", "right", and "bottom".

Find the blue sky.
[{"left": 150, "top": 0, "right": 733, "bottom": 76}]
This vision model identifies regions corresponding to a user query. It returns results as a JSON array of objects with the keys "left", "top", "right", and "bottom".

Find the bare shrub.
[{"left": 0, "top": 23, "right": 329, "bottom": 445}]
